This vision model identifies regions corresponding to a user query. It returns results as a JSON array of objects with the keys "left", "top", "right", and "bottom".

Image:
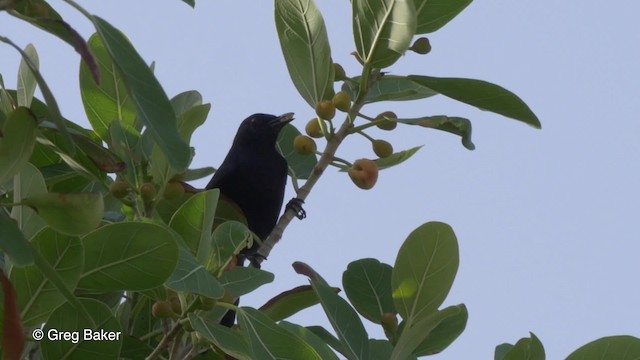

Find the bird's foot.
[
  {"left": 286, "top": 198, "right": 306, "bottom": 220},
  {"left": 240, "top": 253, "right": 266, "bottom": 269}
]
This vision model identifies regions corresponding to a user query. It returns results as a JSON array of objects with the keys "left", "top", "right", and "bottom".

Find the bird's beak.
[{"left": 269, "top": 112, "right": 295, "bottom": 129}]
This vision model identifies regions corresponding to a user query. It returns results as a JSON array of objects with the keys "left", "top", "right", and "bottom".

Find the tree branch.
[{"left": 257, "top": 68, "right": 379, "bottom": 262}]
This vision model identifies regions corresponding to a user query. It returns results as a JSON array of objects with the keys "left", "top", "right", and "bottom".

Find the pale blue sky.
[{"left": 1, "top": 1, "right": 639, "bottom": 358}]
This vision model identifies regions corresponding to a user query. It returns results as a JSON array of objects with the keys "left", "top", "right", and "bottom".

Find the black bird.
[{"left": 206, "top": 112, "right": 298, "bottom": 326}]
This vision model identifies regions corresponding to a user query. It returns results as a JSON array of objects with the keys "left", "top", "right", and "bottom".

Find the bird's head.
[{"left": 233, "top": 113, "right": 295, "bottom": 148}]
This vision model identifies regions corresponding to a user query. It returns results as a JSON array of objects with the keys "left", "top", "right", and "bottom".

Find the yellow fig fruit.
[
  {"left": 375, "top": 111, "right": 398, "bottom": 131},
  {"left": 305, "top": 118, "right": 324, "bottom": 138},
  {"left": 315, "top": 100, "right": 336, "bottom": 120},
  {"left": 348, "top": 159, "right": 379, "bottom": 190},
  {"left": 372, "top": 140, "right": 393, "bottom": 158},
  {"left": 293, "top": 135, "right": 317, "bottom": 155},
  {"left": 332, "top": 91, "right": 351, "bottom": 112}
]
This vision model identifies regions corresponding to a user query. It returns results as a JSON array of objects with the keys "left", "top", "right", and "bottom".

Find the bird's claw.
[
  {"left": 286, "top": 198, "right": 306, "bottom": 220},
  {"left": 242, "top": 253, "right": 266, "bottom": 269}
]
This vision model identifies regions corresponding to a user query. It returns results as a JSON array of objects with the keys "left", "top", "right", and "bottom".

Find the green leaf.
[
  {"left": 275, "top": 0, "right": 334, "bottom": 108},
  {"left": 414, "top": 0, "right": 472, "bottom": 34},
  {"left": 277, "top": 123, "right": 317, "bottom": 179},
  {"left": 280, "top": 321, "right": 340, "bottom": 360},
  {"left": 109, "top": 120, "right": 141, "bottom": 187},
  {"left": 78, "top": 222, "right": 179, "bottom": 291},
  {"left": 0, "top": 210, "right": 32, "bottom": 267},
  {"left": 70, "top": 131, "right": 126, "bottom": 173},
  {"left": 189, "top": 313, "right": 251, "bottom": 360},
  {"left": 211, "top": 221, "right": 252, "bottom": 274},
  {"left": 0, "top": 36, "right": 75, "bottom": 153},
  {"left": 342, "top": 75, "right": 437, "bottom": 104},
  {"left": 41, "top": 298, "right": 122, "bottom": 360},
  {"left": 391, "top": 306, "right": 462, "bottom": 360},
  {"left": 391, "top": 222, "right": 459, "bottom": 327},
  {"left": 260, "top": 285, "right": 328, "bottom": 322},
  {"left": 352, "top": 0, "right": 417, "bottom": 68},
  {"left": 79, "top": 34, "right": 136, "bottom": 142},
  {"left": 181, "top": 166, "right": 215, "bottom": 181},
  {"left": 369, "top": 340, "right": 418, "bottom": 360},
  {"left": 92, "top": 17, "right": 191, "bottom": 172},
  {"left": 413, "top": 304, "right": 468, "bottom": 356},
  {"left": 306, "top": 326, "right": 345, "bottom": 356},
  {"left": 20, "top": 192, "right": 104, "bottom": 236},
  {"left": 219, "top": 266, "right": 274, "bottom": 297},
  {"left": 373, "top": 145, "right": 422, "bottom": 170},
  {"left": 10, "top": 163, "right": 47, "bottom": 240},
  {"left": 342, "top": 258, "right": 395, "bottom": 324},
  {"left": 566, "top": 336, "right": 640, "bottom": 360},
  {"left": 181, "top": 0, "right": 196, "bottom": 8},
  {"left": 177, "top": 103, "right": 210, "bottom": 144},
  {"left": 10, "top": 227, "right": 83, "bottom": 326},
  {"left": 165, "top": 245, "right": 224, "bottom": 299},
  {"left": 309, "top": 275, "right": 369, "bottom": 360},
  {"left": 409, "top": 75, "right": 541, "bottom": 128},
  {"left": 495, "top": 344, "right": 515, "bottom": 360},
  {"left": 499, "top": 332, "right": 545, "bottom": 360},
  {"left": 17, "top": 43, "right": 38, "bottom": 107},
  {"left": 169, "top": 189, "right": 219, "bottom": 262},
  {"left": 398, "top": 116, "right": 475, "bottom": 150},
  {"left": 238, "top": 307, "right": 324, "bottom": 360},
  {"left": 0, "top": 107, "right": 37, "bottom": 186},
  {"left": 171, "top": 90, "right": 203, "bottom": 116}
]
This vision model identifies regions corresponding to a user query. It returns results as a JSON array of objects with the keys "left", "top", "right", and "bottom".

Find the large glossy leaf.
[
  {"left": 165, "top": 245, "right": 224, "bottom": 299},
  {"left": 10, "top": 163, "right": 47, "bottom": 242},
  {"left": 414, "top": 0, "right": 472, "bottom": 34},
  {"left": 391, "top": 306, "right": 463, "bottom": 360},
  {"left": 565, "top": 336, "right": 640, "bottom": 360},
  {"left": 169, "top": 189, "right": 219, "bottom": 262},
  {"left": 352, "top": 0, "right": 417, "bottom": 68},
  {"left": 0, "top": 107, "right": 37, "bottom": 186},
  {"left": 238, "top": 307, "right": 323, "bottom": 360},
  {"left": 275, "top": 0, "right": 334, "bottom": 107},
  {"left": 78, "top": 222, "right": 178, "bottom": 291},
  {"left": 409, "top": 75, "right": 541, "bottom": 128},
  {"left": 92, "top": 17, "right": 191, "bottom": 172},
  {"left": 277, "top": 123, "right": 317, "bottom": 179},
  {"left": 310, "top": 275, "right": 369, "bottom": 360},
  {"left": 16, "top": 44, "right": 38, "bottom": 107},
  {"left": 109, "top": 120, "right": 141, "bottom": 187},
  {"left": 260, "top": 285, "right": 324, "bottom": 322},
  {"left": 342, "top": 258, "right": 395, "bottom": 324},
  {"left": 413, "top": 304, "right": 468, "bottom": 356},
  {"left": 0, "top": 36, "right": 74, "bottom": 153},
  {"left": 41, "top": 298, "right": 122, "bottom": 360},
  {"left": 391, "top": 222, "right": 459, "bottom": 327},
  {"left": 280, "top": 321, "right": 340, "bottom": 360},
  {"left": 211, "top": 221, "right": 252, "bottom": 274},
  {"left": 342, "top": 75, "right": 437, "bottom": 104},
  {"left": 219, "top": 266, "right": 274, "bottom": 297},
  {"left": 10, "top": 227, "right": 83, "bottom": 326},
  {"left": 398, "top": 116, "right": 474, "bottom": 150},
  {"left": 9, "top": 1, "right": 98, "bottom": 83},
  {"left": 0, "top": 211, "right": 32, "bottom": 267},
  {"left": 79, "top": 34, "right": 136, "bottom": 142},
  {"left": 189, "top": 313, "right": 251, "bottom": 360},
  {"left": 497, "top": 332, "right": 545, "bottom": 360},
  {"left": 20, "top": 192, "right": 104, "bottom": 236}
]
